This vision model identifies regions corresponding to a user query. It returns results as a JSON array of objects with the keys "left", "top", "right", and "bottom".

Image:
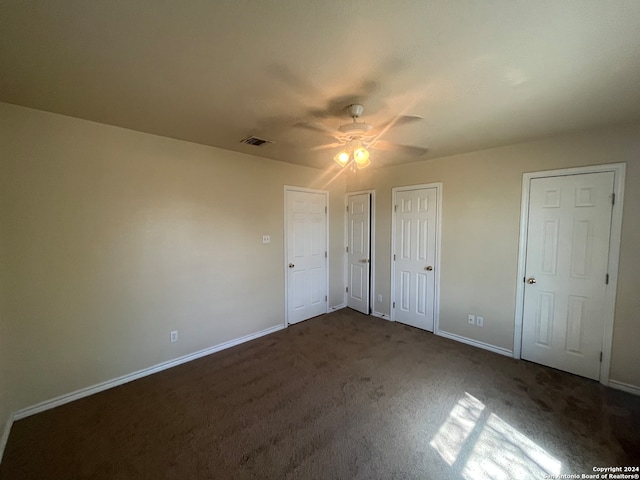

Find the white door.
[
  {"left": 521, "top": 172, "right": 614, "bottom": 380},
  {"left": 393, "top": 186, "right": 438, "bottom": 331},
  {"left": 347, "top": 193, "right": 371, "bottom": 314},
  {"left": 286, "top": 189, "right": 328, "bottom": 324}
]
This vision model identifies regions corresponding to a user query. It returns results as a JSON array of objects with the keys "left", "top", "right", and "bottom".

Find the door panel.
[
  {"left": 521, "top": 172, "right": 614, "bottom": 379},
  {"left": 347, "top": 193, "right": 371, "bottom": 314},
  {"left": 286, "top": 190, "right": 327, "bottom": 324},
  {"left": 393, "top": 187, "right": 438, "bottom": 331}
]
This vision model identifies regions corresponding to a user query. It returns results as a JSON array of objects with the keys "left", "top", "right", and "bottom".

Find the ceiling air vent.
[{"left": 240, "top": 136, "right": 274, "bottom": 147}]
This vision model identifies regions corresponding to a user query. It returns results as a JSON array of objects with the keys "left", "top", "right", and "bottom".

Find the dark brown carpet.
[{"left": 1, "top": 309, "right": 639, "bottom": 479}]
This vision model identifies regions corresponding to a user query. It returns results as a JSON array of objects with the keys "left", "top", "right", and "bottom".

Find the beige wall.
[
  {"left": 347, "top": 123, "right": 640, "bottom": 387},
  {"left": 0, "top": 103, "right": 346, "bottom": 423}
]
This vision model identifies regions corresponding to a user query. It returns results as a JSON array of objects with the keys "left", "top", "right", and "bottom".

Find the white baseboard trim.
[
  {"left": 608, "top": 379, "right": 640, "bottom": 396},
  {"left": 12, "top": 324, "right": 285, "bottom": 422},
  {"left": 329, "top": 303, "right": 346, "bottom": 311},
  {"left": 371, "top": 311, "right": 392, "bottom": 320},
  {"left": 436, "top": 329, "right": 514, "bottom": 358},
  {"left": 0, "top": 413, "right": 13, "bottom": 464}
]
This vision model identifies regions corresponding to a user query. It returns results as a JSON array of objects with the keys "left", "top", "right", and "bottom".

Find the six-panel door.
[
  {"left": 347, "top": 193, "right": 371, "bottom": 314},
  {"left": 393, "top": 187, "right": 438, "bottom": 331},
  {"left": 521, "top": 172, "right": 614, "bottom": 380},
  {"left": 286, "top": 190, "right": 327, "bottom": 324}
]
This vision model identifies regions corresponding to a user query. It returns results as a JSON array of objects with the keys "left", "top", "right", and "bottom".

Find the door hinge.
[
  {"left": 600, "top": 351, "right": 603, "bottom": 362},
  {"left": 325, "top": 206, "right": 327, "bottom": 214},
  {"left": 393, "top": 254, "right": 396, "bottom": 261},
  {"left": 392, "top": 301, "right": 396, "bottom": 308},
  {"left": 346, "top": 246, "right": 349, "bottom": 253},
  {"left": 325, "top": 251, "right": 327, "bottom": 258},
  {"left": 325, "top": 295, "right": 327, "bottom": 302},
  {"left": 346, "top": 205, "right": 349, "bottom": 212},
  {"left": 605, "top": 273, "right": 609, "bottom": 285},
  {"left": 394, "top": 205, "right": 397, "bottom": 212},
  {"left": 611, "top": 193, "right": 615, "bottom": 206},
  {"left": 523, "top": 276, "right": 526, "bottom": 283},
  {"left": 346, "top": 286, "right": 349, "bottom": 293}
]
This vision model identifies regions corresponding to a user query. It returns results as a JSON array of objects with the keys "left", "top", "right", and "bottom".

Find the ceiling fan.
[{"left": 298, "top": 104, "right": 428, "bottom": 169}]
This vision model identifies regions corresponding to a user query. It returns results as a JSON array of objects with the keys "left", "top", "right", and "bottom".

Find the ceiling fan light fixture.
[
  {"left": 334, "top": 149, "right": 350, "bottom": 167},
  {"left": 355, "top": 157, "right": 371, "bottom": 169},
  {"left": 353, "top": 146, "right": 370, "bottom": 165},
  {"left": 312, "top": 104, "right": 424, "bottom": 171}
]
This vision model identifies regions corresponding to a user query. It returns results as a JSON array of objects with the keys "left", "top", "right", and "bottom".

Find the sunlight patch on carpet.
[
  {"left": 461, "top": 412, "right": 562, "bottom": 479},
  {"left": 430, "top": 392, "right": 562, "bottom": 480},
  {"left": 429, "top": 392, "right": 485, "bottom": 465}
]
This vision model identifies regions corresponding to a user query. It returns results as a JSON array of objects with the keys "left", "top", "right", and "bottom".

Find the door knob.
[
  {"left": 361, "top": 259, "right": 369, "bottom": 263},
  {"left": 289, "top": 263, "right": 295, "bottom": 268},
  {"left": 527, "top": 277, "right": 536, "bottom": 284},
  {"left": 424, "top": 265, "right": 433, "bottom": 271}
]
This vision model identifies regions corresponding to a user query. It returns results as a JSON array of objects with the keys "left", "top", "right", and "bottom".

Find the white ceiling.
[{"left": 2, "top": 0, "right": 640, "bottom": 169}]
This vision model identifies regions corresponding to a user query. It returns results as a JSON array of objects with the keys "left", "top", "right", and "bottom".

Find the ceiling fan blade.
[
  {"left": 311, "top": 142, "right": 344, "bottom": 151},
  {"left": 377, "top": 115, "right": 423, "bottom": 131},
  {"left": 369, "top": 114, "right": 423, "bottom": 146},
  {"left": 370, "top": 140, "right": 428, "bottom": 156},
  {"left": 294, "top": 121, "right": 343, "bottom": 138}
]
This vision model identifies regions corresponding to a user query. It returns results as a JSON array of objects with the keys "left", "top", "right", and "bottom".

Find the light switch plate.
[{"left": 262, "top": 235, "right": 271, "bottom": 244}]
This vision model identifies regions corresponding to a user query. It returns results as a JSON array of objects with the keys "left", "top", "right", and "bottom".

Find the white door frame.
[
  {"left": 284, "top": 185, "right": 330, "bottom": 327},
  {"left": 513, "top": 163, "right": 626, "bottom": 385},
  {"left": 391, "top": 183, "right": 442, "bottom": 331},
  {"left": 344, "top": 190, "right": 376, "bottom": 314}
]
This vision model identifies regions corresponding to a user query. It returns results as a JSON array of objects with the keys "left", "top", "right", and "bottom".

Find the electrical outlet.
[
  {"left": 468, "top": 314, "right": 475, "bottom": 325},
  {"left": 262, "top": 234, "right": 271, "bottom": 244},
  {"left": 377, "top": 294, "right": 383, "bottom": 302},
  {"left": 476, "top": 316, "right": 484, "bottom": 327},
  {"left": 170, "top": 330, "right": 178, "bottom": 343}
]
